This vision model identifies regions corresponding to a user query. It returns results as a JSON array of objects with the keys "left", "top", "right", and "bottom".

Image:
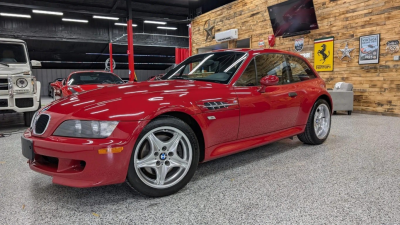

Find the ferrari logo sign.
[{"left": 314, "top": 36, "right": 334, "bottom": 71}]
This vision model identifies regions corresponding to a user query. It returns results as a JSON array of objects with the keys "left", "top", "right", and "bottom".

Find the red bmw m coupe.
[{"left": 22, "top": 49, "right": 332, "bottom": 197}]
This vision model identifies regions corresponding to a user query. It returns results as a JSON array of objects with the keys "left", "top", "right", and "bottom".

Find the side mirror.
[
  {"left": 31, "top": 60, "right": 42, "bottom": 68},
  {"left": 259, "top": 75, "right": 279, "bottom": 93},
  {"left": 51, "top": 81, "right": 61, "bottom": 89}
]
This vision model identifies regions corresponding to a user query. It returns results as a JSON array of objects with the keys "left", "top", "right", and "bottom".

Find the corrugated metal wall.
[{"left": 33, "top": 69, "right": 165, "bottom": 96}]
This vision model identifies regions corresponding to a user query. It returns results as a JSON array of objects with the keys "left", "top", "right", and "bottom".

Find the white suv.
[{"left": 0, "top": 38, "right": 41, "bottom": 126}]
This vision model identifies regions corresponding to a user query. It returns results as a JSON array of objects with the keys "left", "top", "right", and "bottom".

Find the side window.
[
  {"left": 255, "top": 54, "right": 290, "bottom": 85},
  {"left": 286, "top": 55, "right": 316, "bottom": 83},
  {"left": 235, "top": 59, "right": 256, "bottom": 86}
]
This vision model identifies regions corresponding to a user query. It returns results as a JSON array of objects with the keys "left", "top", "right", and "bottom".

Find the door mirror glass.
[{"left": 259, "top": 75, "right": 279, "bottom": 93}]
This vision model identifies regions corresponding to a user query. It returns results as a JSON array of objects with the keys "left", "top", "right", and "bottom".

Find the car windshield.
[
  {"left": 68, "top": 72, "right": 124, "bottom": 85},
  {"left": 0, "top": 43, "right": 27, "bottom": 64},
  {"left": 162, "top": 52, "right": 247, "bottom": 83}
]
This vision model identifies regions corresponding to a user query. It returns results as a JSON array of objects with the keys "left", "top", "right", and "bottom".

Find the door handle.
[{"left": 288, "top": 92, "right": 297, "bottom": 97}]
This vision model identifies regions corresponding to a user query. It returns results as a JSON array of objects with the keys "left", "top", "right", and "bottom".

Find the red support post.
[
  {"left": 189, "top": 23, "right": 192, "bottom": 57},
  {"left": 109, "top": 43, "right": 113, "bottom": 73},
  {"left": 127, "top": 20, "right": 135, "bottom": 81}
]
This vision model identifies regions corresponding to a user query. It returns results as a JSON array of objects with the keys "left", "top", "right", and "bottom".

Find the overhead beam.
[
  {"left": 130, "top": 0, "right": 188, "bottom": 9},
  {"left": 0, "top": 2, "right": 190, "bottom": 23}
]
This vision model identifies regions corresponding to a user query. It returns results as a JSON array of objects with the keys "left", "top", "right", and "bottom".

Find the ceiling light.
[
  {"left": 32, "top": 10, "right": 63, "bottom": 15},
  {"left": 115, "top": 23, "right": 137, "bottom": 27},
  {"left": 157, "top": 26, "right": 177, "bottom": 30},
  {"left": 0, "top": 13, "right": 31, "bottom": 18},
  {"left": 62, "top": 18, "right": 88, "bottom": 23},
  {"left": 144, "top": 20, "right": 166, "bottom": 25},
  {"left": 93, "top": 15, "right": 119, "bottom": 20}
]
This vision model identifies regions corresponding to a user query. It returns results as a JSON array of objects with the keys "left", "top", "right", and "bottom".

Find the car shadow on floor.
[{"left": 29, "top": 138, "right": 308, "bottom": 207}]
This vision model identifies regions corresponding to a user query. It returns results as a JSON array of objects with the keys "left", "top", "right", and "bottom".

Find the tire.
[
  {"left": 126, "top": 116, "right": 200, "bottom": 197},
  {"left": 24, "top": 99, "right": 41, "bottom": 127},
  {"left": 297, "top": 99, "right": 331, "bottom": 145}
]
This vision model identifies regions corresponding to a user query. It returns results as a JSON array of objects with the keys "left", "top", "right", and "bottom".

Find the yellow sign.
[{"left": 314, "top": 37, "right": 334, "bottom": 71}]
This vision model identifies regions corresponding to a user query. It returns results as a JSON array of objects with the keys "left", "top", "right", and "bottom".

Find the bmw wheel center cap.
[{"left": 160, "top": 153, "right": 167, "bottom": 160}]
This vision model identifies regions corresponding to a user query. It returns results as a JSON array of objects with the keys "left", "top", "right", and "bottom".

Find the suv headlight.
[
  {"left": 16, "top": 78, "right": 29, "bottom": 88},
  {"left": 53, "top": 120, "right": 119, "bottom": 138}
]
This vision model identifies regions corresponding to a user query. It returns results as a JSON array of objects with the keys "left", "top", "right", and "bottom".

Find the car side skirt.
[{"left": 203, "top": 125, "right": 305, "bottom": 162}]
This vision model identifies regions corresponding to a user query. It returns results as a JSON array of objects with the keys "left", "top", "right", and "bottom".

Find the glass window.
[
  {"left": 235, "top": 59, "right": 256, "bottom": 86},
  {"left": 286, "top": 55, "right": 316, "bottom": 83},
  {"left": 162, "top": 52, "right": 246, "bottom": 84},
  {"left": 255, "top": 54, "right": 290, "bottom": 85},
  {"left": 0, "top": 43, "right": 27, "bottom": 63},
  {"left": 68, "top": 72, "right": 123, "bottom": 85}
]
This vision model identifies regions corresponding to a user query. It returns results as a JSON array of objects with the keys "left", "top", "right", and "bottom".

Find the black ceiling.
[{"left": 0, "top": 0, "right": 235, "bottom": 70}]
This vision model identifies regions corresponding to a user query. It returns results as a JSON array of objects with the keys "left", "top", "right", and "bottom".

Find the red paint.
[
  {"left": 109, "top": 43, "right": 113, "bottom": 73},
  {"left": 127, "top": 19, "right": 135, "bottom": 81},
  {"left": 25, "top": 48, "right": 332, "bottom": 188},
  {"left": 268, "top": 35, "right": 276, "bottom": 47},
  {"left": 50, "top": 71, "right": 123, "bottom": 98}
]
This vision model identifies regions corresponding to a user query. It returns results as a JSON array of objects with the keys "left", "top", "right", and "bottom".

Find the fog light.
[{"left": 98, "top": 147, "right": 124, "bottom": 154}]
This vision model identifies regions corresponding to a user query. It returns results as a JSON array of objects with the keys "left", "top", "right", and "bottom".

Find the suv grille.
[
  {"left": 35, "top": 114, "right": 50, "bottom": 135},
  {"left": 16, "top": 98, "right": 34, "bottom": 108},
  {"left": 0, "top": 79, "right": 8, "bottom": 91}
]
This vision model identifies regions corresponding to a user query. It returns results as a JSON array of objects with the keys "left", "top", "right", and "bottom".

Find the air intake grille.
[
  {"left": 204, "top": 102, "right": 229, "bottom": 110},
  {"left": 0, "top": 99, "right": 8, "bottom": 107},
  {"left": 16, "top": 98, "right": 34, "bottom": 108},
  {"left": 35, "top": 114, "right": 50, "bottom": 135},
  {"left": 0, "top": 79, "right": 8, "bottom": 91}
]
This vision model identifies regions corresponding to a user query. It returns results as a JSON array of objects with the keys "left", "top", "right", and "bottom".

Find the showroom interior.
[{"left": 0, "top": 0, "right": 399, "bottom": 223}]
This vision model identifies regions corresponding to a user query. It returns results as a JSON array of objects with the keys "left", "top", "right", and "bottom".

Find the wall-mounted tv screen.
[{"left": 268, "top": 0, "right": 319, "bottom": 37}]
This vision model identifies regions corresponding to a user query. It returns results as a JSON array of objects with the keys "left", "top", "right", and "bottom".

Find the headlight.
[
  {"left": 53, "top": 120, "right": 119, "bottom": 138},
  {"left": 16, "top": 78, "right": 28, "bottom": 88}
]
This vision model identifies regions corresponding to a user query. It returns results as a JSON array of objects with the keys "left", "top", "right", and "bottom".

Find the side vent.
[{"left": 204, "top": 102, "right": 229, "bottom": 110}]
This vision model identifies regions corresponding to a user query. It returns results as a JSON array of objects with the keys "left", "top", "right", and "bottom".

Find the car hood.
[
  {"left": 69, "top": 84, "right": 118, "bottom": 92},
  {"left": 0, "top": 65, "right": 29, "bottom": 75},
  {"left": 43, "top": 80, "right": 226, "bottom": 121}
]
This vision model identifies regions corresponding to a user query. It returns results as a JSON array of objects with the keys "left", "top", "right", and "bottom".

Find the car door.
[{"left": 234, "top": 53, "right": 301, "bottom": 139}]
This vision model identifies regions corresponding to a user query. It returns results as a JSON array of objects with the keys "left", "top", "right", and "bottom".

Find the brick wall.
[{"left": 192, "top": 0, "right": 400, "bottom": 116}]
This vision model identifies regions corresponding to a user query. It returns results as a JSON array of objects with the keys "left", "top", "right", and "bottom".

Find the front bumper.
[
  {"left": 0, "top": 94, "right": 40, "bottom": 113},
  {"left": 21, "top": 121, "right": 144, "bottom": 188}
]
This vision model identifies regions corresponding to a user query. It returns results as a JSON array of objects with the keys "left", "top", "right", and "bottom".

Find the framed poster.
[
  {"left": 359, "top": 34, "right": 380, "bottom": 64},
  {"left": 314, "top": 36, "right": 334, "bottom": 72}
]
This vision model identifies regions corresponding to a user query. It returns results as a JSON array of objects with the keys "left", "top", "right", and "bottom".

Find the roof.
[{"left": 0, "top": 38, "right": 26, "bottom": 43}]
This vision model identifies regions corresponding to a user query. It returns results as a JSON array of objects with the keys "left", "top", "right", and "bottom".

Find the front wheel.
[
  {"left": 126, "top": 116, "right": 199, "bottom": 197},
  {"left": 297, "top": 99, "right": 331, "bottom": 145},
  {"left": 23, "top": 99, "right": 41, "bottom": 127}
]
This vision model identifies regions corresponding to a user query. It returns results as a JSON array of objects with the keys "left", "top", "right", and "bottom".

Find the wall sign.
[
  {"left": 338, "top": 42, "right": 355, "bottom": 62},
  {"left": 300, "top": 52, "right": 311, "bottom": 59},
  {"left": 105, "top": 58, "right": 116, "bottom": 71},
  {"left": 258, "top": 40, "right": 265, "bottom": 48},
  {"left": 359, "top": 34, "right": 380, "bottom": 64},
  {"left": 295, "top": 38, "right": 304, "bottom": 52},
  {"left": 314, "top": 36, "right": 334, "bottom": 71},
  {"left": 386, "top": 40, "right": 399, "bottom": 54},
  {"left": 203, "top": 20, "right": 216, "bottom": 42}
]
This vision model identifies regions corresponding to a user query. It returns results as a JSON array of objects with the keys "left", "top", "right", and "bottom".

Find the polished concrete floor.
[{"left": 0, "top": 112, "right": 399, "bottom": 224}]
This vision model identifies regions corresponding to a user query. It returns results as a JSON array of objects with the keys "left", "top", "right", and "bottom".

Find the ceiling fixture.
[
  {"left": 93, "top": 15, "right": 119, "bottom": 20},
  {"left": 144, "top": 20, "right": 166, "bottom": 25},
  {"left": 115, "top": 23, "right": 137, "bottom": 27},
  {"left": 62, "top": 18, "right": 88, "bottom": 23},
  {"left": 157, "top": 26, "right": 177, "bottom": 30},
  {"left": 32, "top": 10, "right": 63, "bottom": 16},
  {"left": 0, "top": 13, "right": 31, "bottom": 18}
]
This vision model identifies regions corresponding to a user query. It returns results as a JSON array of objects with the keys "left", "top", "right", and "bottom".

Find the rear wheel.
[
  {"left": 126, "top": 116, "right": 199, "bottom": 197},
  {"left": 298, "top": 99, "right": 331, "bottom": 145}
]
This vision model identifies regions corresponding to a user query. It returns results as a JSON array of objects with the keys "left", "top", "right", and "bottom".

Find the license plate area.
[{"left": 21, "top": 136, "right": 34, "bottom": 161}]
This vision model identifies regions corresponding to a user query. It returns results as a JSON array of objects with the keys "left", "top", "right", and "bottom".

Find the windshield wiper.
[
  {"left": 0, "top": 62, "right": 9, "bottom": 67},
  {"left": 171, "top": 76, "right": 188, "bottom": 80}
]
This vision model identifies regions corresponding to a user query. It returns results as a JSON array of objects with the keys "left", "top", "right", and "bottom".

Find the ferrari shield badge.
[{"left": 295, "top": 38, "right": 304, "bottom": 52}]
